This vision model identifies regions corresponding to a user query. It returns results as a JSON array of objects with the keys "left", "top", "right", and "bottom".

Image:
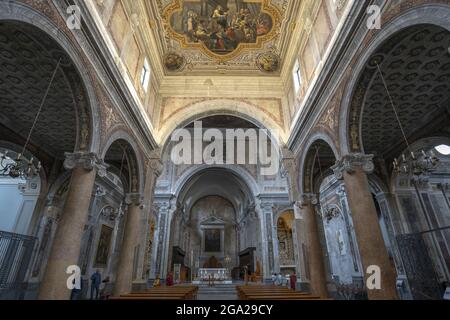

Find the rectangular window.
[
  {"left": 293, "top": 60, "right": 302, "bottom": 93},
  {"left": 140, "top": 58, "right": 151, "bottom": 92}
]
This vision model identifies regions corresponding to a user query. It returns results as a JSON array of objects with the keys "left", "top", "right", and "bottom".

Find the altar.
[{"left": 193, "top": 268, "right": 233, "bottom": 284}]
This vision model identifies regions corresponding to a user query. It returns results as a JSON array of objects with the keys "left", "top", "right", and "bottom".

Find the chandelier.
[
  {"left": 375, "top": 63, "right": 439, "bottom": 178},
  {"left": 0, "top": 151, "right": 41, "bottom": 180},
  {"left": 0, "top": 58, "right": 61, "bottom": 180},
  {"left": 393, "top": 150, "right": 439, "bottom": 178}
]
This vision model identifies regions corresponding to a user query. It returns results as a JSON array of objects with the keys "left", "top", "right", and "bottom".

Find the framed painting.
[
  {"left": 204, "top": 229, "right": 221, "bottom": 252},
  {"left": 94, "top": 225, "right": 113, "bottom": 267}
]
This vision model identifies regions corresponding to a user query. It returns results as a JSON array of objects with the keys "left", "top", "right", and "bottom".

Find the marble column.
[
  {"left": 255, "top": 204, "right": 270, "bottom": 279},
  {"left": 153, "top": 199, "right": 171, "bottom": 279},
  {"left": 299, "top": 194, "right": 328, "bottom": 297},
  {"left": 38, "top": 152, "right": 107, "bottom": 300},
  {"left": 114, "top": 193, "right": 143, "bottom": 296},
  {"left": 140, "top": 153, "right": 163, "bottom": 282},
  {"left": 332, "top": 153, "right": 398, "bottom": 300},
  {"left": 292, "top": 210, "right": 308, "bottom": 288},
  {"left": 259, "top": 201, "right": 276, "bottom": 277}
]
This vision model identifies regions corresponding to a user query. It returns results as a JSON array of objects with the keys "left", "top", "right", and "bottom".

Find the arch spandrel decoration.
[{"left": 163, "top": 0, "right": 282, "bottom": 62}]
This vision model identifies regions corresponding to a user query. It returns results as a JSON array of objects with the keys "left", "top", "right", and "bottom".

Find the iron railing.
[
  {"left": 397, "top": 226, "right": 450, "bottom": 300},
  {"left": 0, "top": 231, "right": 37, "bottom": 291}
]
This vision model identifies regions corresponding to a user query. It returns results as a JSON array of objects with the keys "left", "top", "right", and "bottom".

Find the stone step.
[{"left": 197, "top": 284, "right": 238, "bottom": 300}]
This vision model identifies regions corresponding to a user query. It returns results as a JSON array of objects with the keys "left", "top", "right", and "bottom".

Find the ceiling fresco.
[
  {"left": 150, "top": 0, "right": 296, "bottom": 75},
  {"left": 165, "top": 0, "right": 279, "bottom": 59}
]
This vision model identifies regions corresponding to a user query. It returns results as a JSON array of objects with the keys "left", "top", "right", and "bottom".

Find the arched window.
[
  {"left": 292, "top": 59, "right": 302, "bottom": 93},
  {"left": 140, "top": 58, "right": 151, "bottom": 92}
]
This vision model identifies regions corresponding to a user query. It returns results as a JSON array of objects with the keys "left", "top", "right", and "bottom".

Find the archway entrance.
[
  {"left": 167, "top": 168, "right": 262, "bottom": 284},
  {"left": 346, "top": 24, "right": 450, "bottom": 299}
]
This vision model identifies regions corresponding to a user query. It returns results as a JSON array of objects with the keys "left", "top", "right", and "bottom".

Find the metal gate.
[
  {"left": 0, "top": 231, "right": 37, "bottom": 298},
  {"left": 396, "top": 233, "right": 443, "bottom": 300}
]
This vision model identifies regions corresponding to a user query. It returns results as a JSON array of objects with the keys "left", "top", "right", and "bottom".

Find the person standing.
[
  {"left": 290, "top": 272, "right": 297, "bottom": 290},
  {"left": 275, "top": 273, "right": 283, "bottom": 286},
  {"left": 90, "top": 270, "right": 101, "bottom": 300},
  {"left": 166, "top": 272, "right": 174, "bottom": 286},
  {"left": 70, "top": 278, "right": 82, "bottom": 300},
  {"left": 153, "top": 274, "right": 161, "bottom": 287}
]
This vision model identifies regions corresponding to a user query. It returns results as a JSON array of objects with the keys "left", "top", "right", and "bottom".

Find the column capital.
[
  {"left": 259, "top": 201, "right": 274, "bottom": 213},
  {"left": 297, "top": 193, "right": 318, "bottom": 207},
  {"left": 125, "top": 193, "right": 143, "bottom": 206},
  {"left": 332, "top": 153, "right": 374, "bottom": 180},
  {"left": 63, "top": 152, "right": 108, "bottom": 177}
]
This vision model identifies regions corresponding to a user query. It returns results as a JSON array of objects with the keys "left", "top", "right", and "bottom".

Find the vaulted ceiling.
[
  {"left": 0, "top": 21, "right": 83, "bottom": 159},
  {"left": 360, "top": 25, "right": 450, "bottom": 158}
]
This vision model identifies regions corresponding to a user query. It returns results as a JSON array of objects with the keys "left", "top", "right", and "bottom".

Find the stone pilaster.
[
  {"left": 38, "top": 152, "right": 107, "bottom": 300},
  {"left": 336, "top": 185, "right": 363, "bottom": 275},
  {"left": 332, "top": 153, "right": 398, "bottom": 300},
  {"left": 114, "top": 193, "right": 143, "bottom": 296},
  {"left": 281, "top": 147, "right": 300, "bottom": 202},
  {"left": 152, "top": 200, "right": 171, "bottom": 279},
  {"left": 140, "top": 152, "right": 163, "bottom": 282},
  {"left": 299, "top": 193, "right": 328, "bottom": 297},
  {"left": 260, "top": 201, "right": 276, "bottom": 277}
]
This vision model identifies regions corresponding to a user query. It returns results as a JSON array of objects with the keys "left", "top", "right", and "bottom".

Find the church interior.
[{"left": 0, "top": 0, "right": 449, "bottom": 301}]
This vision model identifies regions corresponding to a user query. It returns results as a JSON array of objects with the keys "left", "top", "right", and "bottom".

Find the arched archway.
[
  {"left": 339, "top": 4, "right": 450, "bottom": 154},
  {"left": 157, "top": 100, "right": 287, "bottom": 146},
  {"left": 0, "top": 1, "right": 101, "bottom": 154},
  {"left": 300, "top": 135, "right": 339, "bottom": 194},
  {"left": 165, "top": 167, "right": 263, "bottom": 283},
  {"left": 298, "top": 136, "right": 339, "bottom": 297},
  {"left": 101, "top": 131, "right": 144, "bottom": 195},
  {"left": 337, "top": 10, "right": 450, "bottom": 299},
  {"left": 0, "top": 6, "right": 102, "bottom": 298}
]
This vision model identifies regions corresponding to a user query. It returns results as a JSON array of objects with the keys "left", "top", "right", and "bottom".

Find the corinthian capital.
[
  {"left": 332, "top": 153, "right": 374, "bottom": 180},
  {"left": 63, "top": 152, "right": 108, "bottom": 177},
  {"left": 125, "top": 193, "right": 143, "bottom": 206},
  {"left": 298, "top": 193, "right": 318, "bottom": 207}
]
